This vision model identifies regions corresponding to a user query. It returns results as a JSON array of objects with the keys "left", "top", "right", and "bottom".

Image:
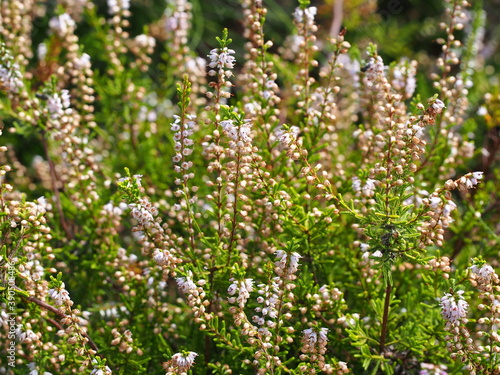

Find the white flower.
[
  {"left": 293, "top": 6, "right": 317, "bottom": 24},
  {"left": 208, "top": 47, "right": 236, "bottom": 71},
  {"left": 276, "top": 126, "right": 300, "bottom": 148},
  {"left": 134, "top": 34, "right": 155, "bottom": 49},
  {"left": 352, "top": 177, "right": 376, "bottom": 197},
  {"left": 439, "top": 290, "right": 468, "bottom": 324},
  {"left": 28, "top": 362, "right": 53, "bottom": 375},
  {"left": 107, "top": 0, "right": 130, "bottom": 14},
  {"left": 302, "top": 328, "right": 317, "bottom": 345},
  {"left": 152, "top": 249, "right": 174, "bottom": 266},
  {"left": 47, "top": 90, "right": 71, "bottom": 119},
  {"left": 431, "top": 99, "right": 446, "bottom": 113},
  {"left": 470, "top": 263, "right": 495, "bottom": 285},
  {"left": 419, "top": 362, "right": 448, "bottom": 375},
  {"left": 48, "top": 283, "right": 71, "bottom": 306},
  {"left": 74, "top": 53, "right": 91, "bottom": 70},
  {"left": 0, "top": 49, "right": 24, "bottom": 93},
  {"left": 171, "top": 352, "right": 198, "bottom": 371},
  {"left": 176, "top": 271, "right": 197, "bottom": 293},
  {"left": 360, "top": 243, "right": 370, "bottom": 252},
  {"left": 49, "top": 13, "right": 75, "bottom": 38}
]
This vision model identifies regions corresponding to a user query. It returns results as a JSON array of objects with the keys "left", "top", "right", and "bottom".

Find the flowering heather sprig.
[
  {"left": 90, "top": 358, "right": 112, "bottom": 375},
  {"left": 47, "top": 282, "right": 71, "bottom": 306},
  {"left": 176, "top": 271, "right": 211, "bottom": 324},
  {"left": 162, "top": 351, "right": 198, "bottom": 374},
  {"left": 118, "top": 173, "right": 181, "bottom": 275},
  {"left": 390, "top": 58, "right": 418, "bottom": 99},
  {"left": 129, "top": 34, "right": 156, "bottom": 72},
  {"left": 228, "top": 277, "right": 254, "bottom": 309},
  {"left": 440, "top": 290, "right": 468, "bottom": 326},
  {"left": 469, "top": 263, "right": 496, "bottom": 288},
  {"left": 47, "top": 90, "right": 71, "bottom": 119},
  {"left": 352, "top": 176, "right": 377, "bottom": 198},
  {"left": 0, "top": 43, "right": 24, "bottom": 95},
  {"left": 300, "top": 327, "right": 345, "bottom": 373},
  {"left": 419, "top": 363, "right": 448, "bottom": 375},
  {"left": 420, "top": 194, "right": 457, "bottom": 247},
  {"left": 171, "top": 113, "right": 195, "bottom": 179},
  {"left": 49, "top": 13, "right": 76, "bottom": 38},
  {"left": 239, "top": 0, "right": 281, "bottom": 150},
  {"left": 0, "top": 0, "right": 35, "bottom": 66},
  {"left": 107, "top": 0, "right": 130, "bottom": 15},
  {"left": 162, "top": 0, "right": 207, "bottom": 102},
  {"left": 292, "top": 2, "right": 319, "bottom": 128}
]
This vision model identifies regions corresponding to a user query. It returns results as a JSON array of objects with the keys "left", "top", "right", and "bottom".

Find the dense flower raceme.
[
  {"left": 28, "top": 362, "right": 53, "bottom": 375},
  {"left": 107, "top": 0, "right": 130, "bottom": 14},
  {"left": 301, "top": 327, "right": 329, "bottom": 354},
  {"left": 228, "top": 278, "right": 254, "bottom": 308},
  {"left": 208, "top": 46, "right": 236, "bottom": 76},
  {"left": 49, "top": 13, "right": 76, "bottom": 38},
  {"left": 163, "top": 352, "right": 198, "bottom": 374},
  {"left": 0, "top": 44, "right": 24, "bottom": 94},
  {"left": 439, "top": 290, "right": 468, "bottom": 325},
  {"left": 293, "top": 6, "right": 317, "bottom": 28},
  {"left": 47, "top": 90, "right": 71, "bottom": 119},
  {"left": 47, "top": 282, "right": 71, "bottom": 306},
  {"left": 470, "top": 263, "right": 496, "bottom": 286},
  {"left": 171, "top": 114, "right": 195, "bottom": 175}
]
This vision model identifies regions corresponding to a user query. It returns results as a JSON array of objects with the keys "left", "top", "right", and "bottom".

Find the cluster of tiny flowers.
[
  {"left": 362, "top": 56, "right": 385, "bottom": 88},
  {"left": 469, "top": 263, "right": 496, "bottom": 288},
  {"left": 48, "top": 282, "right": 72, "bottom": 307},
  {"left": 129, "top": 197, "right": 160, "bottom": 232},
  {"left": 165, "top": 0, "right": 190, "bottom": 38},
  {"left": 90, "top": 360, "right": 112, "bottom": 375},
  {"left": 134, "top": 34, "right": 155, "bottom": 50},
  {"left": 0, "top": 45, "right": 24, "bottom": 94},
  {"left": 419, "top": 363, "right": 448, "bottom": 375},
  {"left": 47, "top": 90, "right": 72, "bottom": 119},
  {"left": 220, "top": 119, "right": 253, "bottom": 152},
  {"left": 425, "top": 256, "right": 452, "bottom": 279},
  {"left": 107, "top": 0, "right": 130, "bottom": 14},
  {"left": 391, "top": 59, "right": 417, "bottom": 99},
  {"left": 162, "top": 352, "right": 198, "bottom": 374},
  {"left": 420, "top": 194, "right": 457, "bottom": 247},
  {"left": 171, "top": 114, "right": 195, "bottom": 177},
  {"left": 176, "top": 272, "right": 209, "bottom": 321},
  {"left": 149, "top": 247, "right": 173, "bottom": 266},
  {"left": 301, "top": 327, "right": 328, "bottom": 354},
  {"left": 439, "top": 290, "right": 468, "bottom": 326},
  {"left": 253, "top": 279, "right": 280, "bottom": 329},
  {"left": 228, "top": 278, "right": 254, "bottom": 309},
  {"left": 110, "top": 328, "right": 142, "bottom": 355},
  {"left": 456, "top": 171, "right": 483, "bottom": 191},
  {"left": 300, "top": 327, "right": 341, "bottom": 373},
  {"left": 274, "top": 250, "right": 302, "bottom": 280},
  {"left": 28, "top": 362, "right": 53, "bottom": 375},
  {"left": 74, "top": 53, "right": 92, "bottom": 70},
  {"left": 276, "top": 126, "right": 302, "bottom": 160},
  {"left": 428, "top": 98, "right": 446, "bottom": 116},
  {"left": 49, "top": 13, "right": 76, "bottom": 38},
  {"left": 208, "top": 47, "right": 236, "bottom": 76},
  {"left": 293, "top": 6, "right": 317, "bottom": 29},
  {"left": 352, "top": 177, "right": 377, "bottom": 198}
]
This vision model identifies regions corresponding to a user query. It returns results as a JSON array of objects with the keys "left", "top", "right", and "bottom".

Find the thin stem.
[
  {"left": 21, "top": 293, "right": 100, "bottom": 354},
  {"left": 379, "top": 283, "right": 393, "bottom": 353}
]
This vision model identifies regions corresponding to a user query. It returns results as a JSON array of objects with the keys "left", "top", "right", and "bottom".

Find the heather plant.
[{"left": 0, "top": 0, "right": 499, "bottom": 374}]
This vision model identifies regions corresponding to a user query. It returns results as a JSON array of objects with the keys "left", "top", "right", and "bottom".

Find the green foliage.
[{"left": 0, "top": 0, "right": 499, "bottom": 374}]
